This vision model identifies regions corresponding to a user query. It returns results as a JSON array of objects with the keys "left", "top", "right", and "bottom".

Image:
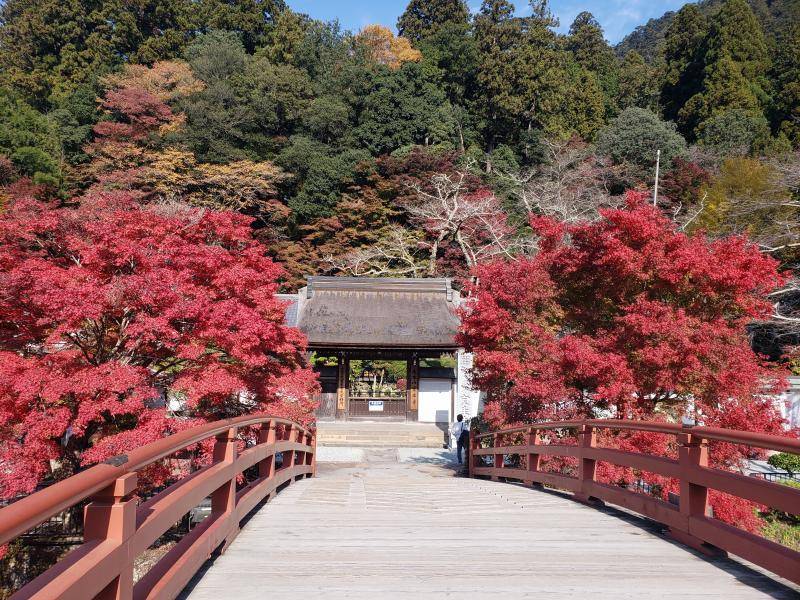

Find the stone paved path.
[{"left": 182, "top": 448, "right": 798, "bottom": 599}]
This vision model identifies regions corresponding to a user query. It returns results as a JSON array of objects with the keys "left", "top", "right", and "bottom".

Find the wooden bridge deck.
[{"left": 181, "top": 449, "right": 798, "bottom": 599}]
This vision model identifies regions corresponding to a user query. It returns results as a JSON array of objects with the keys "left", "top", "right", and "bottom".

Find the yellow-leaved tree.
[{"left": 355, "top": 25, "right": 421, "bottom": 70}]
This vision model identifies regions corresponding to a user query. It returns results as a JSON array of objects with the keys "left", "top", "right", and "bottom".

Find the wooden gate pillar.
[
  {"left": 407, "top": 353, "right": 419, "bottom": 421},
  {"left": 336, "top": 352, "right": 349, "bottom": 420}
]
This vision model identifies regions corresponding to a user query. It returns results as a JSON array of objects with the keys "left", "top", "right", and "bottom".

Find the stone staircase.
[{"left": 315, "top": 421, "right": 447, "bottom": 448}]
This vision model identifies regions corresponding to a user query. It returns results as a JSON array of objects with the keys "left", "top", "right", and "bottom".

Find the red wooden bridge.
[{"left": 1, "top": 417, "right": 798, "bottom": 599}]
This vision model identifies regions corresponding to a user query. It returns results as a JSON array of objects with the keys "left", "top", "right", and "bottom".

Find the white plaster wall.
[
  {"left": 418, "top": 378, "right": 452, "bottom": 423},
  {"left": 778, "top": 377, "right": 800, "bottom": 430}
]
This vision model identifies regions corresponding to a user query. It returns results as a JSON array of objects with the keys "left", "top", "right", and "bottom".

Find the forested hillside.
[
  {"left": 616, "top": 0, "right": 800, "bottom": 61},
  {"left": 0, "top": 0, "right": 798, "bottom": 291}
]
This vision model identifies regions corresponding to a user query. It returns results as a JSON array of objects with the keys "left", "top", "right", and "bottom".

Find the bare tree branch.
[
  {"left": 400, "top": 165, "right": 526, "bottom": 273},
  {"left": 325, "top": 226, "right": 427, "bottom": 277},
  {"left": 498, "top": 138, "right": 620, "bottom": 223}
]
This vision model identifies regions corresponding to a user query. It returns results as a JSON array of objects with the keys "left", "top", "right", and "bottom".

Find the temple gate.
[{"left": 280, "top": 277, "right": 478, "bottom": 423}]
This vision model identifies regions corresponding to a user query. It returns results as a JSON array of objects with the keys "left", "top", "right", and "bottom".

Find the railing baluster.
[
  {"left": 211, "top": 426, "right": 238, "bottom": 552},
  {"left": 258, "top": 421, "right": 277, "bottom": 482},
  {"left": 304, "top": 431, "right": 315, "bottom": 478},
  {"left": 297, "top": 430, "right": 306, "bottom": 469},
  {"left": 576, "top": 424, "right": 598, "bottom": 503},
  {"left": 84, "top": 472, "right": 138, "bottom": 600},
  {"left": 492, "top": 433, "right": 502, "bottom": 481},
  {"left": 527, "top": 428, "right": 543, "bottom": 489},
  {"left": 284, "top": 424, "right": 296, "bottom": 474},
  {"left": 296, "top": 428, "right": 306, "bottom": 480},
  {"left": 678, "top": 433, "right": 709, "bottom": 517},
  {"left": 672, "top": 432, "right": 717, "bottom": 554}
]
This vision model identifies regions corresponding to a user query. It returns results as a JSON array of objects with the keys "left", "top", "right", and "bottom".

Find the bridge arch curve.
[
  {"left": 1, "top": 415, "right": 315, "bottom": 599},
  {"left": 2, "top": 418, "right": 798, "bottom": 599}
]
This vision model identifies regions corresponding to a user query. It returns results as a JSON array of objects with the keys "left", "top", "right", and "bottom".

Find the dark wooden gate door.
[{"left": 348, "top": 397, "right": 406, "bottom": 419}]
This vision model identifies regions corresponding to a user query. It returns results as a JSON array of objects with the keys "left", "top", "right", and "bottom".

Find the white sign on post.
[{"left": 368, "top": 400, "right": 384, "bottom": 412}]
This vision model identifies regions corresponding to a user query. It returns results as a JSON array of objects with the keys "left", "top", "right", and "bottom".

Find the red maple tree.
[
  {"left": 458, "top": 191, "right": 791, "bottom": 531},
  {"left": 0, "top": 190, "right": 317, "bottom": 500}
]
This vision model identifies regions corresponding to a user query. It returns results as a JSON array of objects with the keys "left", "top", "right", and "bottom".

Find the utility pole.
[{"left": 653, "top": 149, "right": 661, "bottom": 206}]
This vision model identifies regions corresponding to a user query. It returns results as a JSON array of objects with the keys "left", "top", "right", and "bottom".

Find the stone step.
[
  {"left": 317, "top": 431, "right": 444, "bottom": 439},
  {"left": 318, "top": 441, "right": 445, "bottom": 448},
  {"left": 315, "top": 423, "right": 447, "bottom": 448},
  {"left": 318, "top": 439, "right": 443, "bottom": 445},
  {"left": 317, "top": 434, "right": 445, "bottom": 440},
  {"left": 317, "top": 433, "right": 444, "bottom": 439}
]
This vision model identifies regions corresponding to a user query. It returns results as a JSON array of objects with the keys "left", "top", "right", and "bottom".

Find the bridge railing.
[
  {"left": 0, "top": 414, "right": 315, "bottom": 600},
  {"left": 470, "top": 419, "right": 800, "bottom": 585}
]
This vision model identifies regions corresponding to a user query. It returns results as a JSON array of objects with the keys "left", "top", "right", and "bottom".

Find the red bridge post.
[
  {"left": 284, "top": 424, "right": 296, "bottom": 473},
  {"left": 468, "top": 430, "right": 477, "bottom": 478},
  {"left": 576, "top": 424, "right": 598, "bottom": 503},
  {"left": 258, "top": 421, "right": 277, "bottom": 483},
  {"left": 84, "top": 472, "right": 138, "bottom": 600},
  {"left": 309, "top": 430, "right": 317, "bottom": 478},
  {"left": 527, "top": 427, "right": 543, "bottom": 489},
  {"left": 671, "top": 432, "right": 717, "bottom": 554},
  {"left": 492, "top": 433, "right": 503, "bottom": 481},
  {"left": 212, "top": 426, "right": 238, "bottom": 552}
]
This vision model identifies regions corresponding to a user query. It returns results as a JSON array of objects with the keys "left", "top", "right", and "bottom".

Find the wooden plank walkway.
[{"left": 181, "top": 449, "right": 798, "bottom": 599}]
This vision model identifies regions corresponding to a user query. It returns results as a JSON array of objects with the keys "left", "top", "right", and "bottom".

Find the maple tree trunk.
[
  {"left": 455, "top": 229, "right": 475, "bottom": 269},
  {"left": 428, "top": 237, "right": 442, "bottom": 276}
]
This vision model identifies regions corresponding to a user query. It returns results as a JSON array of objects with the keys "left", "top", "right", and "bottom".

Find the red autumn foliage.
[
  {"left": 459, "top": 191, "right": 792, "bottom": 531},
  {"left": 660, "top": 157, "right": 711, "bottom": 210},
  {"left": 0, "top": 155, "right": 15, "bottom": 186},
  {"left": 93, "top": 87, "right": 176, "bottom": 143},
  {"left": 0, "top": 191, "right": 317, "bottom": 500}
]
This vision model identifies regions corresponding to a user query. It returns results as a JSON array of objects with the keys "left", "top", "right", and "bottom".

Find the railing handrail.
[
  {"left": 0, "top": 414, "right": 311, "bottom": 547},
  {"left": 3, "top": 413, "right": 315, "bottom": 600},
  {"left": 472, "top": 418, "right": 800, "bottom": 455},
  {"left": 470, "top": 418, "right": 800, "bottom": 587}
]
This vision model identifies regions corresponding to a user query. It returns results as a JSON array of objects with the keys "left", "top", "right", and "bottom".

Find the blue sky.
[{"left": 287, "top": 0, "right": 689, "bottom": 45}]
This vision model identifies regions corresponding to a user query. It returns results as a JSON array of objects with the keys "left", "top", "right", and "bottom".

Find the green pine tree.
[
  {"left": 564, "top": 11, "right": 620, "bottom": 117},
  {"left": 678, "top": 0, "right": 772, "bottom": 139},
  {"left": 618, "top": 51, "right": 659, "bottom": 112},
  {"left": 660, "top": 4, "right": 708, "bottom": 127},
  {"left": 474, "top": 0, "right": 523, "bottom": 159},
  {"left": 770, "top": 24, "right": 800, "bottom": 146}
]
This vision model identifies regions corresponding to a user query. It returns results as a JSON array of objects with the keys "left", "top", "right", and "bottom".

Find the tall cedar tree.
[
  {"left": 515, "top": 2, "right": 576, "bottom": 142},
  {"left": 474, "top": 0, "right": 522, "bottom": 157},
  {"left": 771, "top": 24, "right": 800, "bottom": 145},
  {"left": 679, "top": 0, "right": 770, "bottom": 137},
  {"left": 564, "top": 11, "right": 620, "bottom": 118},
  {"left": 660, "top": 4, "right": 708, "bottom": 131},
  {"left": 617, "top": 51, "right": 659, "bottom": 112},
  {"left": 397, "top": 0, "right": 470, "bottom": 42}
]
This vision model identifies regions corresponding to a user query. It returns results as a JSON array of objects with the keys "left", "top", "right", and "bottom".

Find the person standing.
[{"left": 450, "top": 414, "right": 470, "bottom": 465}]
